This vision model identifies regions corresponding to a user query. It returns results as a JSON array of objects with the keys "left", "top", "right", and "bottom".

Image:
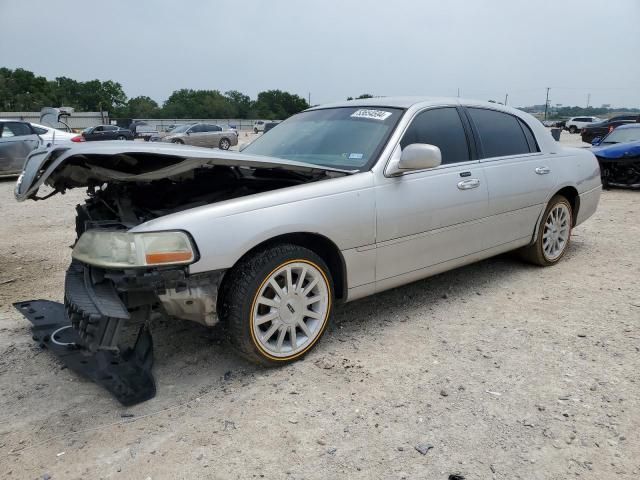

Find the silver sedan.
[
  {"left": 161, "top": 123, "right": 238, "bottom": 150},
  {"left": 15, "top": 97, "right": 601, "bottom": 369}
]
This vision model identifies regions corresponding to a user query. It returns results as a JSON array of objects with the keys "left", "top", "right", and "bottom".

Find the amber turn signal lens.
[{"left": 145, "top": 251, "right": 193, "bottom": 264}]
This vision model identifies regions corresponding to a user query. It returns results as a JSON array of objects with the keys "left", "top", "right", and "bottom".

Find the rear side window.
[
  {"left": 400, "top": 107, "right": 470, "bottom": 165},
  {"left": 467, "top": 108, "right": 532, "bottom": 158},
  {"left": 32, "top": 126, "right": 48, "bottom": 135},
  {"left": 1, "top": 122, "right": 33, "bottom": 137}
]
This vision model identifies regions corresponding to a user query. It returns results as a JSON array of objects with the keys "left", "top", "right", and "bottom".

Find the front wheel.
[
  {"left": 569, "top": 126, "right": 577, "bottom": 134},
  {"left": 116, "top": 135, "right": 127, "bottom": 141},
  {"left": 220, "top": 244, "right": 333, "bottom": 366},
  {"left": 519, "top": 195, "right": 572, "bottom": 266}
]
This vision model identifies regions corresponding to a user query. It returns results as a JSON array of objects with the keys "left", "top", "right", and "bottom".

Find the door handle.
[
  {"left": 535, "top": 166, "right": 551, "bottom": 175},
  {"left": 457, "top": 178, "right": 480, "bottom": 190}
]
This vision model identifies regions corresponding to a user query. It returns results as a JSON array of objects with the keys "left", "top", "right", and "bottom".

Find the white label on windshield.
[
  {"left": 349, "top": 153, "right": 363, "bottom": 159},
  {"left": 351, "top": 109, "right": 392, "bottom": 121}
]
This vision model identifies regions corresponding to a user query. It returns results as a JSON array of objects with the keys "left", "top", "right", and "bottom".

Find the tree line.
[{"left": 0, "top": 68, "right": 310, "bottom": 120}]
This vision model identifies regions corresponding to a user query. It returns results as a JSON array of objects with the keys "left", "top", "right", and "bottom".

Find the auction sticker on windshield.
[{"left": 351, "top": 109, "right": 393, "bottom": 121}]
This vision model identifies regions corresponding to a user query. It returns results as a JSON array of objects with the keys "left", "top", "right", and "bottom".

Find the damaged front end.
[{"left": 14, "top": 142, "right": 346, "bottom": 404}]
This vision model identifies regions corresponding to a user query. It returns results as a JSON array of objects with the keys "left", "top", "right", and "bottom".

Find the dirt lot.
[{"left": 0, "top": 135, "right": 639, "bottom": 479}]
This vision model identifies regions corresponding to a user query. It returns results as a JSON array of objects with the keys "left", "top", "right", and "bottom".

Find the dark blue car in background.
[{"left": 591, "top": 124, "right": 640, "bottom": 189}]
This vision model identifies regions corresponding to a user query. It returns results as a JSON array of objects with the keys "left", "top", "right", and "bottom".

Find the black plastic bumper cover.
[{"left": 15, "top": 294, "right": 156, "bottom": 405}]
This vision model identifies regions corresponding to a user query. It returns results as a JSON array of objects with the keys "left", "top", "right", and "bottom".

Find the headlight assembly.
[{"left": 72, "top": 230, "right": 196, "bottom": 268}]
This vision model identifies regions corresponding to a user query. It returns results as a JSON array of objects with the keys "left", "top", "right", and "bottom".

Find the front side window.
[
  {"left": 399, "top": 107, "right": 470, "bottom": 164},
  {"left": 467, "top": 108, "right": 532, "bottom": 158},
  {"left": 243, "top": 106, "right": 403, "bottom": 170}
]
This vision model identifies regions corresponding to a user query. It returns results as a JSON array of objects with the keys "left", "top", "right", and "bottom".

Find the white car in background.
[
  {"left": 565, "top": 116, "right": 603, "bottom": 134},
  {"left": 30, "top": 122, "right": 77, "bottom": 145}
]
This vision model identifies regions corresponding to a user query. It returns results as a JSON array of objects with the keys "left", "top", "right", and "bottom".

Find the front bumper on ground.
[
  {"left": 15, "top": 283, "right": 155, "bottom": 406},
  {"left": 14, "top": 260, "right": 225, "bottom": 405}
]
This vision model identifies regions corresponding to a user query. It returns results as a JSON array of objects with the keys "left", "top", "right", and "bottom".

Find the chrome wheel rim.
[
  {"left": 220, "top": 139, "right": 229, "bottom": 149},
  {"left": 252, "top": 261, "right": 329, "bottom": 358},
  {"left": 542, "top": 203, "right": 570, "bottom": 261}
]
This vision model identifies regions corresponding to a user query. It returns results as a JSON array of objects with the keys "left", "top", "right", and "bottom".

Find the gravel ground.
[{"left": 0, "top": 136, "right": 639, "bottom": 479}]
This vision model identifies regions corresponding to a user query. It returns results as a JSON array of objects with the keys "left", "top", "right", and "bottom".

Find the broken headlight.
[{"left": 72, "top": 230, "right": 196, "bottom": 268}]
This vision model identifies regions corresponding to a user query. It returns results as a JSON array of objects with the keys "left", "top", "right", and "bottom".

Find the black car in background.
[
  {"left": 581, "top": 115, "right": 640, "bottom": 144},
  {"left": 263, "top": 121, "right": 280, "bottom": 133},
  {"left": 75, "top": 125, "right": 134, "bottom": 142}
]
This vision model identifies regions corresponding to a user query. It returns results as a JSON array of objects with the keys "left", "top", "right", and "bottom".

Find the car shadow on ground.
[{"left": 140, "top": 250, "right": 544, "bottom": 409}]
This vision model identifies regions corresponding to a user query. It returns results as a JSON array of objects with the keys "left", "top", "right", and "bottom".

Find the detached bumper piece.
[{"left": 14, "top": 264, "right": 157, "bottom": 406}]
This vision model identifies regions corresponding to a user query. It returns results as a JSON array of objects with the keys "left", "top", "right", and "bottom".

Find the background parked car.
[
  {"left": 161, "top": 123, "right": 238, "bottom": 150},
  {"left": 565, "top": 116, "right": 602, "bottom": 134},
  {"left": 581, "top": 115, "right": 640, "bottom": 144},
  {"left": 30, "top": 122, "right": 77, "bottom": 146},
  {"left": 591, "top": 123, "right": 640, "bottom": 189},
  {"left": 253, "top": 120, "right": 267, "bottom": 133},
  {"left": 0, "top": 119, "right": 41, "bottom": 176},
  {"left": 263, "top": 121, "right": 281, "bottom": 133},
  {"left": 128, "top": 121, "right": 158, "bottom": 141},
  {"left": 74, "top": 125, "right": 134, "bottom": 142}
]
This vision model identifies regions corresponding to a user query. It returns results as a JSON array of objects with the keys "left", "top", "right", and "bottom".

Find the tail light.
[{"left": 71, "top": 135, "right": 85, "bottom": 142}]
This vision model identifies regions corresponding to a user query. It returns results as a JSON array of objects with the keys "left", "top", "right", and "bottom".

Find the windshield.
[
  {"left": 170, "top": 124, "right": 191, "bottom": 133},
  {"left": 243, "top": 107, "right": 403, "bottom": 170},
  {"left": 601, "top": 127, "right": 640, "bottom": 144}
]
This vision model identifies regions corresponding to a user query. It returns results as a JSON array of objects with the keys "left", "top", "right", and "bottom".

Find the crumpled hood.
[
  {"left": 591, "top": 140, "right": 640, "bottom": 160},
  {"left": 14, "top": 141, "right": 352, "bottom": 201}
]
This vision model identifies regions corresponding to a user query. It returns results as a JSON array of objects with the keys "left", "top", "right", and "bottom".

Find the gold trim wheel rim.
[{"left": 251, "top": 260, "right": 330, "bottom": 359}]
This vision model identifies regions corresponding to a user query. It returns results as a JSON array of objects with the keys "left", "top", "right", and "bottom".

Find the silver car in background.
[
  {"left": 0, "top": 119, "right": 41, "bottom": 176},
  {"left": 161, "top": 122, "right": 239, "bottom": 150},
  {"left": 15, "top": 97, "right": 601, "bottom": 373}
]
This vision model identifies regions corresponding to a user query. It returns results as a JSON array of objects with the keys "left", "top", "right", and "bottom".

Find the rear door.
[
  {"left": 464, "top": 107, "right": 555, "bottom": 247},
  {"left": 102, "top": 125, "right": 119, "bottom": 140},
  {"left": 0, "top": 122, "right": 41, "bottom": 174},
  {"left": 374, "top": 106, "right": 490, "bottom": 281},
  {"left": 201, "top": 124, "right": 222, "bottom": 148}
]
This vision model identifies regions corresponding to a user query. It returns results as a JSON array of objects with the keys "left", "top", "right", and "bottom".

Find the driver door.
[{"left": 374, "top": 107, "right": 490, "bottom": 283}]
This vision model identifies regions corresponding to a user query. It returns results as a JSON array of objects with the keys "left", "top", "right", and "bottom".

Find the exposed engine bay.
[{"left": 14, "top": 144, "right": 347, "bottom": 404}]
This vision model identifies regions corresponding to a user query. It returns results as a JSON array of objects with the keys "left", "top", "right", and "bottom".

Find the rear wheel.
[
  {"left": 219, "top": 138, "right": 231, "bottom": 150},
  {"left": 171, "top": 138, "right": 184, "bottom": 144},
  {"left": 569, "top": 126, "right": 578, "bottom": 134},
  {"left": 220, "top": 244, "right": 333, "bottom": 366},
  {"left": 116, "top": 135, "right": 127, "bottom": 141},
  {"left": 519, "top": 195, "right": 572, "bottom": 266}
]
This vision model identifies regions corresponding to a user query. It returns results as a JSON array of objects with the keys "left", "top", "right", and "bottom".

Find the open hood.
[{"left": 15, "top": 142, "right": 354, "bottom": 201}]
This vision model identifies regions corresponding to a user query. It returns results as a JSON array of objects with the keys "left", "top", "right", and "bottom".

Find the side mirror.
[
  {"left": 395, "top": 143, "right": 442, "bottom": 173},
  {"left": 591, "top": 137, "right": 601, "bottom": 146}
]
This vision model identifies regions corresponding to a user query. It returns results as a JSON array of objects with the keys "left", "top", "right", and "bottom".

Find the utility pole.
[
  {"left": 586, "top": 93, "right": 591, "bottom": 108},
  {"left": 544, "top": 87, "right": 550, "bottom": 121},
  {"left": 457, "top": 88, "right": 460, "bottom": 98},
  {"left": 308, "top": 92, "right": 311, "bottom": 106},
  {"left": 504, "top": 93, "right": 508, "bottom": 106}
]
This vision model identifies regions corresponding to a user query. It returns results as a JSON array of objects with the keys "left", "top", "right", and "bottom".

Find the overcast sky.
[{"left": 1, "top": 0, "right": 639, "bottom": 108}]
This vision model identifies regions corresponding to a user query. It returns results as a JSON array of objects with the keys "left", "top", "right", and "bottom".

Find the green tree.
[
  {"left": 124, "top": 96, "right": 160, "bottom": 118},
  {"left": 225, "top": 90, "right": 252, "bottom": 118},
  {"left": 162, "top": 89, "right": 237, "bottom": 118},
  {"left": 253, "top": 90, "right": 309, "bottom": 119}
]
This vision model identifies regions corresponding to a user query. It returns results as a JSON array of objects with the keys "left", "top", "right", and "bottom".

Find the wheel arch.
[
  {"left": 218, "top": 232, "right": 348, "bottom": 307},
  {"left": 530, "top": 185, "right": 580, "bottom": 243}
]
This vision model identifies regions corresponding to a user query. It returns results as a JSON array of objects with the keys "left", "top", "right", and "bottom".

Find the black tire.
[
  {"left": 116, "top": 135, "right": 127, "bottom": 141},
  {"left": 519, "top": 195, "right": 573, "bottom": 266},
  {"left": 219, "top": 243, "right": 334, "bottom": 366},
  {"left": 171, "top": 138, "right": 184, "bottom": 144},
  {"left": 219, "top": 138, "right": 231, "bottom": 150},
  {"left": 569, "top": 126, "right": 577, "bottom": 134},
  {"left": 254, "top": 127, "right": 258, "bottom": 134}
]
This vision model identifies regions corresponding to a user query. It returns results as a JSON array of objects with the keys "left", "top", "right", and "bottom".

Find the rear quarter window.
[{"left": 467, "top": 108, "right": 533, "bottom": 158}]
